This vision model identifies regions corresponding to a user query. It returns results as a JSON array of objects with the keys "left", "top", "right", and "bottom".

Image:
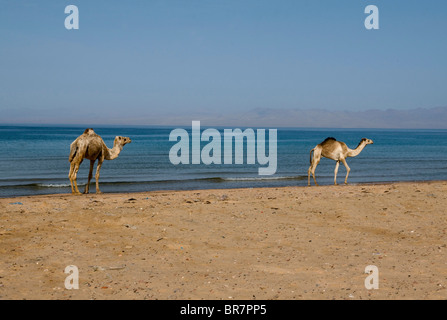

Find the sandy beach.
[{"left": 1, "top": 181, "right": 447, "bottom": 300}]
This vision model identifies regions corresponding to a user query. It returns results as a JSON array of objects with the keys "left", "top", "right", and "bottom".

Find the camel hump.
[
  {"left": 84, "top": 128, "right": 95, "bottom": 135},
  {"left": 322, "top": 137, "right": 336, "bottom": 144}
]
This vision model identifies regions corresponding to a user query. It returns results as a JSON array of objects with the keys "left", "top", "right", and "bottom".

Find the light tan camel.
[
  {"left": 68, "top": 128, "right": 131, "bottom": 194},
  {"left": 308, "top": 137, "right": 373, "bottom": 186}
]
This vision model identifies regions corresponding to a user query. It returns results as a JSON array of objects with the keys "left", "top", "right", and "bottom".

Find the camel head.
[
  {"left": 361, "top": 138, "right": 374, "bottom": 145},
  {"left": 115, "top": 136, "right": 132, "bottom": 146}
]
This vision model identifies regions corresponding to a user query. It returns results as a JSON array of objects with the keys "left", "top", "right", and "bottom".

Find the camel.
[
  {"left": 68, "top": 128, "right": 131, "bottom": 194},
  {"left": 308, "top": 137, "right": 373, "bottom": 186}
]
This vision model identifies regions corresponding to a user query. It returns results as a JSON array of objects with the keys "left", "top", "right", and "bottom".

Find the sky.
[{"left": 1, "top": 0, "right": 447, "bottom": 126}]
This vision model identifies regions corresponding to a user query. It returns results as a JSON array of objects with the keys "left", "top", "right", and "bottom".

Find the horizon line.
[{"left": 1, "top": 122, "right": 447, "bottom": 131}]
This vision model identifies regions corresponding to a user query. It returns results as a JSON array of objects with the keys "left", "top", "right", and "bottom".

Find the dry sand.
[{"left": 1, "top": 181, "right": 447, "bottom": 300}]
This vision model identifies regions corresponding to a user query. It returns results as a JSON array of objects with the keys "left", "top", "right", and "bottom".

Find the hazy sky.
[{"left": 1, "top": 0, "right": 447, "bottom": 125}]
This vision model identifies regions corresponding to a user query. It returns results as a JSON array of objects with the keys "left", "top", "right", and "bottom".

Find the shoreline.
[
  {"left": 1, "top": 179, "right": 446, "bottom": 200},
  {"left": 1, "top": 180, "right": 447, "bottom": 299}
]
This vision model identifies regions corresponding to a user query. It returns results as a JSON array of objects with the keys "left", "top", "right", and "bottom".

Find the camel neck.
[
  {"left": 105, "top": 140, "right": 123, "bottom": 160},
  {"left": 347, "top": 142, "right": 367, "bottom": 157}
]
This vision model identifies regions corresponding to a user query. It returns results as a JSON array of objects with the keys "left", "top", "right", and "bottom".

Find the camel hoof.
[
  {"left": 96, "top": 190, "right": 103, "bottom": 194},
  {"left": 83, "top": 190, "right": 89, "bottom": 194},
  {"left": 72, "top": 192, "right": 82, "bottom": 196}
]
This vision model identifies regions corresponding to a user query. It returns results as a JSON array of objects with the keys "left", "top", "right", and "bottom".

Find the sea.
[{"left": 1, "top": 125, "right": 447, "bottom": 198}]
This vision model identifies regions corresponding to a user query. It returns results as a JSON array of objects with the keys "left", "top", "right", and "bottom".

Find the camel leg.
[
  {"left": 84, "top": 160, "right": 95, "bottom": 194},
  {"left": 71, "top": 163, "right": 82, "bottom": 195},
  {"left": 95, "top": 159, "right": 103, "bottom": 194},
  {"left": 307, "top": 165, "right": 312, "bottom": 186},
  {"left": 308, "top": 149, "right": 314, "bottom": 186},
  {"left": 334, "top": 160, "right": 340, "bottom": 185},
  {"left": 308, "top": 159, "right": 319, "bottom": 186},
  {"left": 310, "top": 149, "right": 322, "bottom": 186},
  {"left": 69, "top": 163, "right": 76, "bottom": 194},
  {"left": 341, "top": 158, "right": 351, "bottom": 184}
]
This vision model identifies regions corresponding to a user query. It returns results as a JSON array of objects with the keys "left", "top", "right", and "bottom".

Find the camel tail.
[{"left": 69, "top": 142, "right": 77, "bottom": 163}]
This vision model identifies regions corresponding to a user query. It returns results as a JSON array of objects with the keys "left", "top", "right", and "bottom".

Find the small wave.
[
  {"left": 221, "top": 176, "right": 306, "bottom": 182},
  {"left": 36, "top": 183, "right": 71, "bottom": 188},
  {"left": 1, "top": 175, "right": 307, "bottom": 189}
]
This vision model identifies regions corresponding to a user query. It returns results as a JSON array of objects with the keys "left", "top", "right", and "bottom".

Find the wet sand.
[{"left": 1, "top": 181, "right": 447, "bottom": 300}]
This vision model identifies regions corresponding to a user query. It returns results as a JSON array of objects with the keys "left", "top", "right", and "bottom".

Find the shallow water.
[{"left": 1, "top": 125, "right": 446, "bottom": 197}]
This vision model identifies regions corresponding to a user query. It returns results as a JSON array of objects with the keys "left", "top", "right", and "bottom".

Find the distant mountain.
[
  {"left": 2, "top": 106, "right": 447, "bottom": 129},
  {"left": 149, "top": 106, "right": 447, "bottom": 129}
]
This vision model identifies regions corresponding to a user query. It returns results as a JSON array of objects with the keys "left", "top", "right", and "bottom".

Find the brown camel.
[
  {"left": 68, "top": 128, "right": 131, "bottom": 194},
  {"left": 308, "top": 137, "right": 373, "bottom": 186}
]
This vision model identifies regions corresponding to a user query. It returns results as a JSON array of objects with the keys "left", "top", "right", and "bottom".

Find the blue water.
[{"left": 1, "top": 125, "right": 447, "bottom": 198}]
